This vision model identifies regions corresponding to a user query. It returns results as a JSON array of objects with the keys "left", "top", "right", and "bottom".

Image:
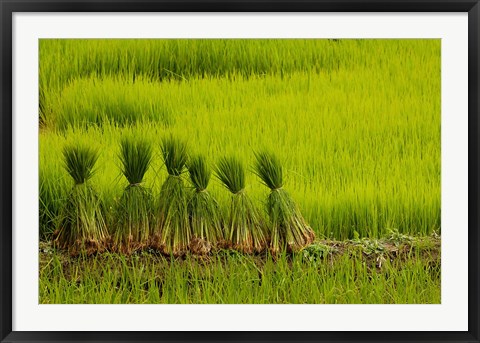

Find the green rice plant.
[
  {"left": 50, "top": 77, "right": 172, "bottom": 131},
  {"left": 154, "top": 136, "right": 191, "bottom": 255},
  {"left": 113, "top": 136, "right": 154, "bottom": 253},
  {"left": 215, "top": 156, "right": 266, "bottom": 254},
  {"left": 187, "top": 155, "right": 223, "bottom": 253},
  {"left": 39, "top": 168, "right": 68, "bottom": 240},
  {"left": 63, "top": 144, "right": 98, "bottom": 184},
  {"left": 39, "top": 39, "right": 346, "bottom": 117},
  {"left": 55, "top": 145, "right": 108, "bottom": 256},
  {"left": 254, "top": 151, "right": 315, "bottom": 254}
]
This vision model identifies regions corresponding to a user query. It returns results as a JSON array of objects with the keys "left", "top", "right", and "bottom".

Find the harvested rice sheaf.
[
  {"left": 55, "top": 145, "right": 108, "bottom": 256},
  {"left": 215, "top": 156, "right": 267, "bottom": 254},
  {"left": 154, "top": 136, "right": 191, "bottom": 256},
  {"left": 254, "top": 151, "right": 315, "bottom": 254},
  {"left": 187, "top": 155, "right": 223, "bottom": 254},
  {"left": 112, "top": 136, "right": 154, "bottom": 254}
]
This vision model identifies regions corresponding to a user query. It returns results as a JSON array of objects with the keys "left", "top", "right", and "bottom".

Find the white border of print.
[{"left": 12, "top": 12, "right": 468, "bottom": 331}]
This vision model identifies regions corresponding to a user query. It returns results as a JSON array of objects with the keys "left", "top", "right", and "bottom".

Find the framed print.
[{"left": 1, "top": 1, "right": 479, "bottom": 342}]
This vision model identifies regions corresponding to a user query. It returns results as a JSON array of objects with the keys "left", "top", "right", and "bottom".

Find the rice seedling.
[
  {"left": 215, "top": 156, "right": 267, "bottom": 254},
  {"left": 39, "top": 167, "right": 68, "bottom": 240},
  {"left": 254, "top": 151, "right": 315, "bottom": 254},
  {"left": 49, "top": 77, "right": 172, "bottom": 131},
  {"left": 112, "top": 136, "right": 154, "bottom": 254},
  {"left": 55, "top": 145, "right": 108, "bottom": 256},
  {"left": 39, "top": 39, "right": 347, "bottom": 113},
  {"left": 153, "top": 136, "right": 191, "bottom": 255},
  {"left": 187, "top": 155, "right": 223, "bottom": 254}
]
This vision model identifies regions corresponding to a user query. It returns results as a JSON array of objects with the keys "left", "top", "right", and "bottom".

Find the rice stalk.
[
  {"left": 113, "top": 136, "right": 154, "bottom": 254},
  {"left": 55, "top": 145, "right": 108, "bottom": 256},
  {"left": 215, "top": 156, "right": 266, "bottom": 254},
  {"left": 254, "top": 151, "right": 315, "bottom": 254},
  {"left": 154, "top": 136, "right": 191, "bottom": 256},
  {"left": 187, "top": 155, "right": 223, "bottom": 254}
]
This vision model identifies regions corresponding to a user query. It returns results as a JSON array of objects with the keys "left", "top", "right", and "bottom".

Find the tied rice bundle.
[
  {"left": 55, "top": 145, "right": 108, "bottom": 256},
  {"left": 113, "top": 136, "right": 153, "bottom": 254},
  {"left": 254, "top": 151, "right": 315, "bottom": 254},
  {"left": 187, "top": 155, "right": 223, "bottom": 254},
  {"left": 215, "top": 156, "right": 266, "bottom": 254},
  {"left": 154, "top": 136, "right": 191, "bottom": 256}
]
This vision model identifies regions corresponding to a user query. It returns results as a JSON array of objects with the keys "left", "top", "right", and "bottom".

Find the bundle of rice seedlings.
[
  {"left": 187, "top": 155, "right": 223, "bottom": 254},
  {"left": 215, "top": 156, "right": 266, "bottom": 254},
  {"left": 254, "top": 151, "right": 315, "bottom": 254},
  {"left": 113, "top": 136, "right": 153, "bottom": 254},
  {"left": 153, "top": 136, "right": 191, "bottom": 256},
  {"left": 55, "top": 145, "right": 108, "bottom": 256}
]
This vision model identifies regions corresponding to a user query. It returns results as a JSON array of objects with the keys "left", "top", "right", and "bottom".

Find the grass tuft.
[
  {"left": 188, "top": 155, "right": 211, "bottom": 191},
  {"left": 63, "top": 145, "right": 99, "bottom": 185},
  {"left": 253, "top": 151, "right": 283, "bottom": 190},
  {"left": 215, "top": 156, "right": 245, "bottom": 194},
  {"left": 119, "top": 136, "right": 153, "bottom": 185},
  {"left": 161, "top": 135, "right": 188, "bottom": 176}
]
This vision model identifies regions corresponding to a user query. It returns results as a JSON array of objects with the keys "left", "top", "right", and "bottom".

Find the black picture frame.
[{"left": 1, "top": 1, "right": 479, "bottom": 342}]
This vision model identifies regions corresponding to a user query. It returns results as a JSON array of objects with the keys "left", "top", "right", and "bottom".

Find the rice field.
[{"left": 39, "top": 39, "right": 441, "bottom": 304}]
